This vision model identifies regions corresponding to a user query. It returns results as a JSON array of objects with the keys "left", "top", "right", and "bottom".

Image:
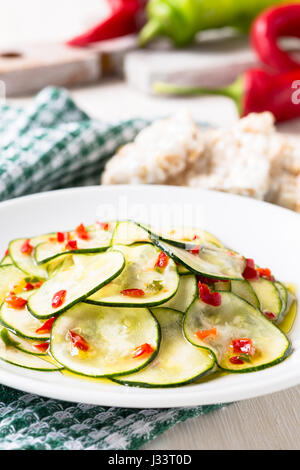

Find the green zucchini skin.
[
  {"left": 50, "top": 304, "right": 161, "bottom": 378},
  {"left": 34, "top": 223, "right": 116, "bottom": 265},
  {"left": 250, "top": 278, "right": 282, "bottom": 321},
  {"left": 0, "top": 328, "right": 62, "bottom": 372},
  {"left": 231, "top": 279, "right": 260, "bottom": 309},
  {"left": 112, "top": 308, "right": 215, "bottom": 388},
  {"left": 148, "top": 237, "right": 245, "bottom": 280},
  {"left": 134, "top": 221, "right": 224, "bottom": 248},
  {"left": 184, "top": 292, "right": 291, "bottom": 373},
  {"left": 0, "top": 296, "right": 50, "bottom": 342},
  {"left": 28, "top": 251, "right": 126, "bottom": 319}
]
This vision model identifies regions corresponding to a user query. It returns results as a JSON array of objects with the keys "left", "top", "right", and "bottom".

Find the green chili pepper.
[{"left": 139, "top": 0, "right": 300, "bottom": 46}]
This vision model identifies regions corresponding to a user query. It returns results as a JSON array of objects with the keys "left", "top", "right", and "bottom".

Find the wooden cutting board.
[{"left": 0, "top": 37, "right": 137, "bottom": 97}]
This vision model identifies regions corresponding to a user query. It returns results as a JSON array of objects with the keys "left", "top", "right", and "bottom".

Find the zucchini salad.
[{"left": 0, "top": 220, "right": 296, "bottom": 387}]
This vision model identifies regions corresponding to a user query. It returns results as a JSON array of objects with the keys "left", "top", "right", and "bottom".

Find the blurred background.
[{"left": 1, "top": 0, "right": 300, "bottom": 130}]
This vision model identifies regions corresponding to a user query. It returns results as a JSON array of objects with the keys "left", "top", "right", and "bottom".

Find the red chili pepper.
[
  {"left": 121, "top": 288, "right": 145, "bottom": 297},
  {"left": 68, "top": 330, "right": 89, "bottom": 352},
  {"left": 75, "top": 224, "right": 89, "bottom": 240},
  {"left": 35, "top": 316, "right": 57, "bottom": 334},
  {"left": 20, "top": 239, "right": 33, "bottom": 255},
  {"left": 196, "top": 275, "right": 214, "bottom": 285},
  {"left": 65, "top": 240, "right": 78, "bottom": 251},
  {"left": 96, "top": 222, "right": 109, "bottom": 231},
  {"left": 52, "top": 290, "right": 67, "bottom": 309},
  {"left": 251, "top": 4, "right": 300, "bottom": 73},
  {"left": 34, "top": 342, "right": 49, "bottom": 353},
  {"left": 263, "top": 311, "right": 277, "bottom": 321},
  {"left": 155, "top": 251, "right": 169, "bottom": 269},
  {"left": 67, "top": 0, "right": 145, "bottom": 47},
  {"left": 34, "top": 281, "right": 44, "bottom": 289},
  {"left": 242, "top": 258, "right": 259, "bottom": 281},
  {"left": 132, "top": 342, "right": 154, "bottom": 358},
  {"left": 5, "top": 294, "right": 27, "bottom": 309},
  {"left": 189, "top": 245, "right": 200, "bottom": 255},
  {"left": 232, "top": 338, "right": 255, "bottom": 356},
  {"left": 195, "top": 328, "right": 217, "bottom": 341},
  {"left": 57, "top": 232, "right": 65, "bottom": 243},
  {"left": 24, "top": 280, "right": 44, "bottom": 291},
  {"left": 4, "top": 249, "right": 9, "bottom": 256},
  {"left": 154, "top": 66, "right": 300, "bottom": 122},
  {"left": 24, "top": 282, "right": 34, "bottom": 291},
  {"left": 229, "top": 356, "right": 244, "bottom": 365},
  {"left": 257, "top": 267, "right": 275, "bottom": 281},
  {"left": 198, "top": 282, "right": 222, "bottom": 307}
]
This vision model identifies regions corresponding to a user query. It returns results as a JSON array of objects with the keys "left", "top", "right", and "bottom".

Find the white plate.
[{"left": 0, "top": 185, "right": 299, "bottom": 408}]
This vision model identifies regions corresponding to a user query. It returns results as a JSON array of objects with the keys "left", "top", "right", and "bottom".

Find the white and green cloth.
[{"left": 0, "top": 87, "right": 224, "bottom": 450}]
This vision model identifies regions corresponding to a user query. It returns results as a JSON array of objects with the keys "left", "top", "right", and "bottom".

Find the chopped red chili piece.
[
  {"left": 97, "top": 221, "right": 109, "bottom": 231},
  {"left": 65, "top": 240, "right": 78, "bottom": 250},
  {"left": 4, "top": 249, "right": 9, "bottom": 256},
  {"left": 34, "top": 281, "right": 44, "bottom": 288},
  {"left": 132, "top": 343, "right": 154, "bottom": 358},
  {"left": 229, "top": 356, "right": 244, "bottom": 365},
  {"left": 192, "top": 235, "right": 199, "bottom": 240},
  {"left": 121, "top": 288, "right": 145, "bottom": 297},
  {"left": 155, "top": 252, "right": 169, "bottom": 269},
  {"left": 75, "top": 223, "right": 89, "bottom": 240},
  {"left": 66, "top": 232, "right": 72, "bottom": 241},
  {"left": 57, "top": 232, "right": 65, "bottom": 243},
  {"left": 5, "top": 294, "right": 27, "bottom": 309},
  {"left": 68, "top": 330, "right": 89, "bottom": 351},
  {"left": 195, "top": 328, "right": 217, "bottom": 340},
  {"left": 263, "top": 311, "right": 276, "bottom": 321},
  {"left": 189, "top": 245, "right": 200, "bottom": 255},
  {"left": 197, "top": 275, "right": 216, "bottom": 285},
  {"left": 52, "top": 290, "right": 67, "bottom": 309},
  {"left": 20, "top": 239, "right": 33, "bottom": 255},
  {"left": 24, "top": 282, "right": 34, "bottom": 291},
  {"left": 35, "top": 316, "right": 57, "bottom": 334},
  {"left": 198, "top": 282, "right": 222, "bottom": 307},
  {"left": 232, "top": 338, "right": 255, "bottom": 356},
  {"left": 34, "top": 342, "right": 49, "bottom": 353},
  {"left": 257, "top": 267, "right": 274, "bottom": 281},
  {"left": 242, "top": 258, "right": 259, "bottom": 280}
]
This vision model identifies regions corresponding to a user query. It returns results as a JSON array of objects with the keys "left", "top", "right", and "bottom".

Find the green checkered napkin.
[{"left": 0, "top": 87, "right": 224, "bottom": 450}]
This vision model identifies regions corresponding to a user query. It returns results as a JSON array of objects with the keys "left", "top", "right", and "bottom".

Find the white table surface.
[{"left": 7, "top": 78, "right": 300, "bottom": 451}]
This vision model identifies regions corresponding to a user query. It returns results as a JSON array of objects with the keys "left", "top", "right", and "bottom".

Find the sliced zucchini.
[
  {"left": 0, "top": 327, "right": 61, "bottom": 371},
  {"left": 9, "top": 235, "right": 50, "bottom": 278},
  {"left": 0, "top": 291, "right": 50, "bottom": 340},
  {"left": 135, "top": 222, "right": 224, "bottom": 248},
  {"left": 35, "top": 223, "right": 116, "bottom": 265},
  {"left": 160, "top": 274, "right": 197, "bottom": 312},
  {"left": 112, "top": 221, "right": 150, "bottom": 245},
  {"left": 0, "top": 264, "right": 26, "bottom": 302},
  {"left": 113, "top": 308, "right": 214, "bottom": 387},
  {"left": 231, "top": 280, "right": 260, "bottom": 309},
  {"left": 50, "top": 303, "right": 160, "bottom": 377},
  {"left": 6, "top": 330, "right": 49, "bottom": 356},
  {"left": 250, "top": 278, "right": 282, "bottom": 320},
  {"left": 184, "top": 292, "right": 290, "bottom": 372},
  {"left": 213, "top": 280, "right": 231, "bottom": 292},
  {"left": 85, "top": 244, "right": 179, "bottom": 307},
  {"left": 28, "top": 251, "right": 125, "bottom": 319},
  {"left": 275, "top": 281, "right": 288, "bottom": 321},
  {"left": 0, "top": 255, "right": 12, "bottom": 266},
  {"left": 148, "top": 238, "right": 245, "bottom": 280},
  {"left": 159, "top": 227, "right": 224, "bottom": 249}
]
